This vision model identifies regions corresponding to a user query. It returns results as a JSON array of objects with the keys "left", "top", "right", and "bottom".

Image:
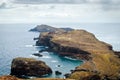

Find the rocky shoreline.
[
  {"left": 0, "top": 25, "right": 120, "bottom": 80},
  {"left": 35, "top": 25, "right": 120, "bottom": 80},
  {"left": 36, "top": 30, "right": 113, "bottom": 60}
]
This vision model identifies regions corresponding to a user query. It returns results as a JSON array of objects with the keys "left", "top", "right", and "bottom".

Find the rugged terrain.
[
  {"left": 10, "top": 57, "right": 52, "bottom": 77},
  {"left": 0, "top": 25, "right": 119, "bottom": 80},
  {"left": 36, "top": 30, "right": 120, "bottom": 80}
]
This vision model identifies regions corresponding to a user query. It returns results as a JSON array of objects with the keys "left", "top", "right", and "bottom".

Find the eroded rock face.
[
  {"left": 36, "top": 30, "right": 120, "bottom": 80},
  {"left": 36, "top": 30, "right": 113, "bottom": 60},
  {"left": 114, "top": 51, "right": 120, "bottom": 58},
  {"left": 10, "top": 57, "right": 52, "bottom": 77}
]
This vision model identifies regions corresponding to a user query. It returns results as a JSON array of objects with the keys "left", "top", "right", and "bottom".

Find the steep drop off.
[{"left": 36, "top": 30, "right": 120, "bottom": 80}]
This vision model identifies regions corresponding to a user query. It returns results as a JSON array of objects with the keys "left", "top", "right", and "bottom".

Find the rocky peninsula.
[
  {"left": 36, "top": 25, "right": 120, "bottom": 80},
  {"left": 29, "top": 24, "right": 74, "bottom": 32}
]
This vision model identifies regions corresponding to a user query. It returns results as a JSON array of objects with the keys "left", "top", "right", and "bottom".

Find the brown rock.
[
  {"left": 37, "top": 30, "right": 113, "bottom": 60},
  {"left": 114, "top": 51, "right": 120, "bottom": 58},
  {"left": 10, "top": 57, "right": 52, "bottom": 77}
]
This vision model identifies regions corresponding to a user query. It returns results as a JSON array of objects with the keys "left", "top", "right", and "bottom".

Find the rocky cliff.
[
  {"left": 10, "top": 57, "right": 52, "bottom": 77},
  {"left": 36, "top": 30, "right": 120, "bottom": 80},
  {"left": 36, "top": 30, "right": 113, "bottom": 60}
]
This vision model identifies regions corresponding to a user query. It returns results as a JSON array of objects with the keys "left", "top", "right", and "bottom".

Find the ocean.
[{"left": 0, "top": 23, "right": 120, "bottom": 78}]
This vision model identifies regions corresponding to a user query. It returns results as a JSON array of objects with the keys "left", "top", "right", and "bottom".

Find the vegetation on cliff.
[{"left": 37, "top": 29, "right": 120, "bottom": 80}]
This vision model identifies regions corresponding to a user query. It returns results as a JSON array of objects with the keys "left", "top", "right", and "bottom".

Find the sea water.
[{"left": 0, "top": 23, "right": 119, "bottom": 78}]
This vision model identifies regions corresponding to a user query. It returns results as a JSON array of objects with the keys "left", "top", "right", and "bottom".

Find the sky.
[{"left": 0, "top": 0, "right": 120, "bottom": 23}]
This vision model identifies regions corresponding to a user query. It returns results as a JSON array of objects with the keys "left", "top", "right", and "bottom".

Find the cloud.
[
  {"left": 10, "top": 0, "right": 120, "bottom": 11},
  {"left": 12, "top": 0, "right": 86, "bottom": 4},
  {"left": 0, "top": 4, "right": 120, "bottom": 23},
  {"left": 0, "top": 0, "right": 120, "bottom": 10},
  {"left": 0, "top": 3, "right": 6, "bottom": 9},
  {"left": 0, "top": 0, "right": 120, "bottom": 23},
  {"left": 0, "top": 0, "right": 15, "bottom": 9},
  {"left": 11, "top": 0, "right": 120, "bottom": 4}
]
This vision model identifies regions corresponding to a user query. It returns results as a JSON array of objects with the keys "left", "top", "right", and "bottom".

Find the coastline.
[
  {"left": 0, "top": 24, "right": 120, "bottom": 80},
  {"left": 35, "top": 27, "right": 120, "bottom": 80}
]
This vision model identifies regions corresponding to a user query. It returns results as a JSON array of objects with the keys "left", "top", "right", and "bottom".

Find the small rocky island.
[
  {"left": 0, "top": 24, "right": 120, "bottom": 80},
  {"left": 10, "top": 57, "right": 52, "bottom": 77}
]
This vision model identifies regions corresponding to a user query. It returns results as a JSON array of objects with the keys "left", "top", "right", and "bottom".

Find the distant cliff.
[
  {"left": 29, "top": 24, "right": 74, "bottom": 32},
  {"left": 36, "top": 29, "right": 120, "bottom": 80}
]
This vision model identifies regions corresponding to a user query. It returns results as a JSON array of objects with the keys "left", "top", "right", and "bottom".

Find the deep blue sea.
[{"left": 0, "top": 23, "right": 120, "bottom": 78}]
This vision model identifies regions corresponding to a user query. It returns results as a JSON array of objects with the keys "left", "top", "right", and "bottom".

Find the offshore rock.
[
  {"left": 55, "top": 71, "right": 62, "bottom": 75},
  {"left": 10, "top": 57, "right": 52, "bottom": 77},
  {"left": 32, "top": 53, "right": 43, "bottom": 57}
]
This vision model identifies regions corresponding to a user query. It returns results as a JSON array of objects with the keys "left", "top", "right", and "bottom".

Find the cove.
[{"left": 31, "top": 46, "right": 83, "bottom": 78}]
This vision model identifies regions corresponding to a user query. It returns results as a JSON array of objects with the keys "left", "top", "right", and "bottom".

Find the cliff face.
[
  {"left": 10, "top": 57, "right": 52, "bottom": 77},
  {"left": 37, "top": 30, "right": 113, "bottom": 60},
  {"left": 37, "top": 30, "right": 120, "bottom": 80}
]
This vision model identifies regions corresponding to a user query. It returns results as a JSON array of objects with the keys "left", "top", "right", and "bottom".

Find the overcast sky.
[{"left": 0, "top": 0, "right": 120, "bottom": 23}]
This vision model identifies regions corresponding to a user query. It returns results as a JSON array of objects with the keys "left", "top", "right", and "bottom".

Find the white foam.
[
  {"left": 35, "top": 51, "right": 39, "bottom": 53},
  {"left": 64, "top": 56, "right": 78, "bottom": 61},
  {"left": 45, "top": 46, "right": 48, "bottom": 49},
  {"left": 42, "top": 56, "right": 51, "bottom": 59},
  {"left": 25, "top": 45, "right": 33, "bottom": 47},
  {"left": 51, "top": 60, "right": 58, "bottom": 63},
  {"left": 29, "top": 76, "right": 36, "bottom": 79}
]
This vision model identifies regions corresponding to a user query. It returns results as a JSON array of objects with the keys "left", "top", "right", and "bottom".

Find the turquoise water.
[{"left": 0, "top": 23, "right": 120, "bottom": 78}]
